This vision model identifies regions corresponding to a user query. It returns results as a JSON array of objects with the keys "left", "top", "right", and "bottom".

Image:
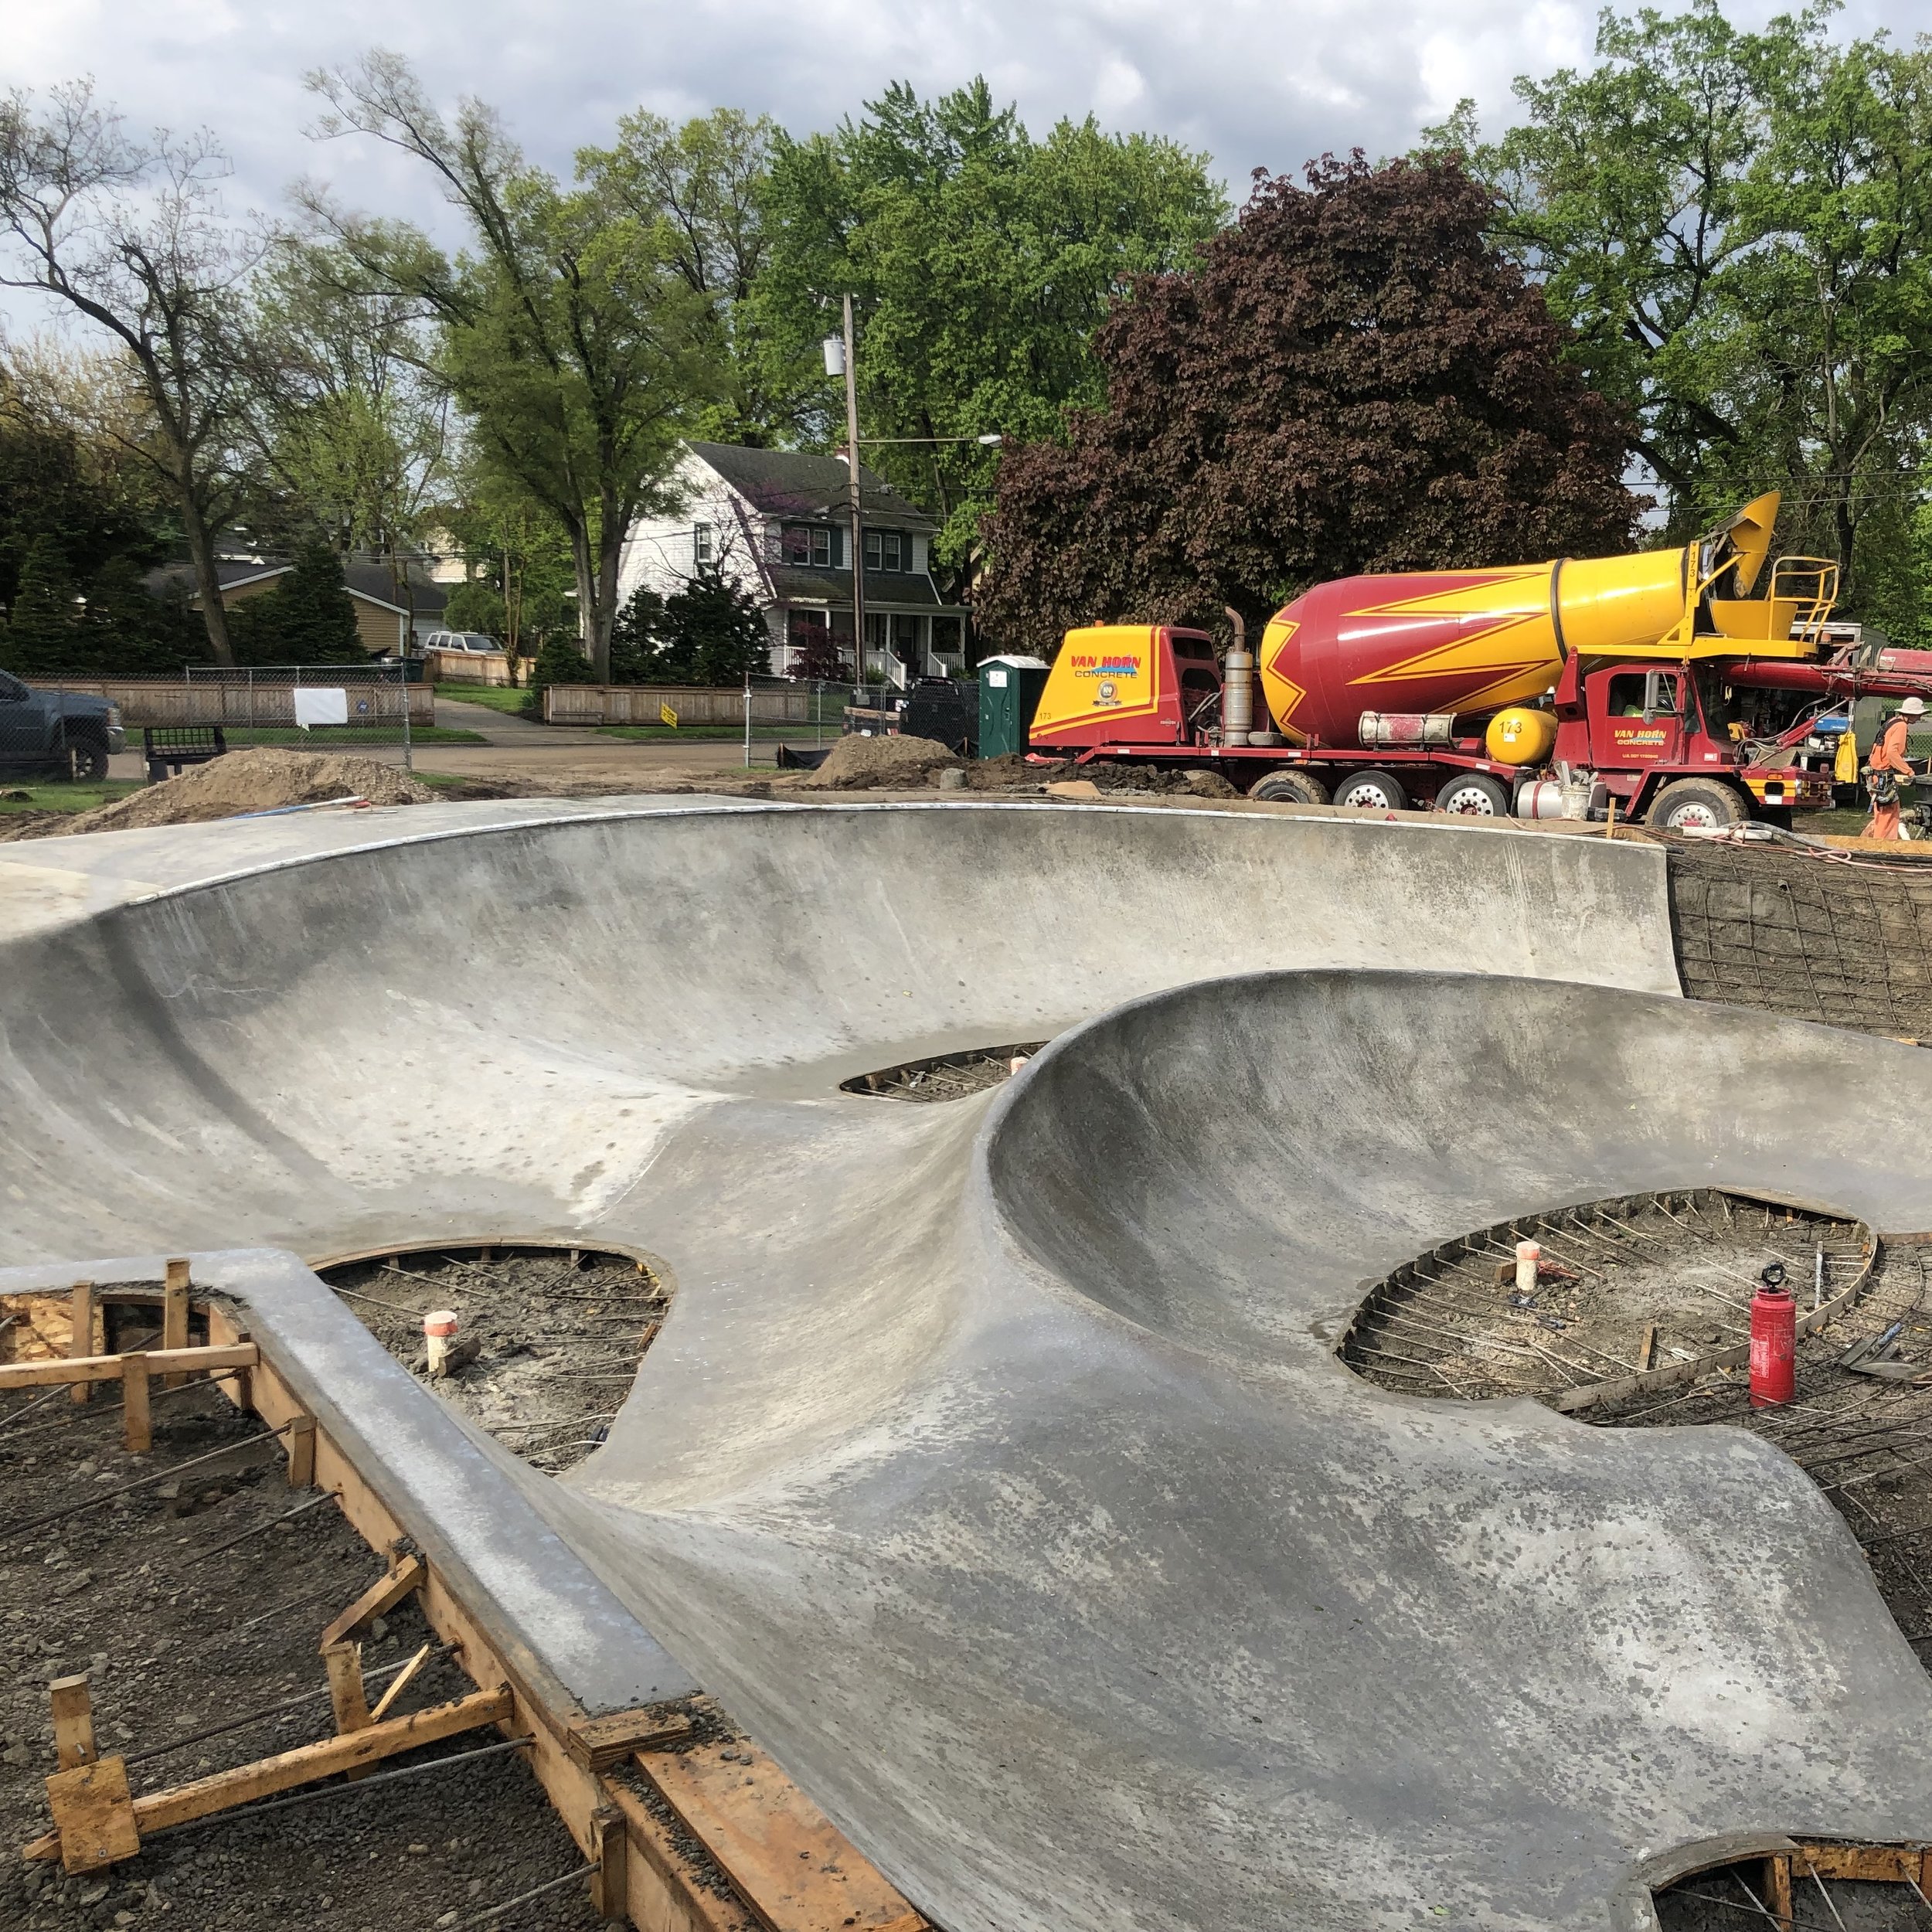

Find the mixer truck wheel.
[
  {"left": 1434, "top": 774, "right": 1511, "bottom": 817},
  {"left": 1646, "top": 777, "right": 1747, "bottom": 832},
  {"left": 1332, "top": 770, "right": 1408, "bottom": 811},
  {"left": 1248, "top": 770, "right": 1329, "bottom": 805}
]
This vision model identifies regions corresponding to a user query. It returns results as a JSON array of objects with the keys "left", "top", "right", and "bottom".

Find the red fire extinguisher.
[{"left": 1750, "top": 1262, "right": 1796, "bottom": 1407}]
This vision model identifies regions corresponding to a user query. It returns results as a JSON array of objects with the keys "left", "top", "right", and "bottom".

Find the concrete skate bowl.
[{"left": 4, "top": 800, "right": 1932, "bottom": 1932}]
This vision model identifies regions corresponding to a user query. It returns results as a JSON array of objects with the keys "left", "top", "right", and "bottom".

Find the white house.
[{"left": 617, "top": 441, "right": 970, "bottom": 682}]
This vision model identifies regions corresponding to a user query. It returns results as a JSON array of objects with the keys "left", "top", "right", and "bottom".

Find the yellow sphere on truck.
[{"left": 1485, "top": 707, "right": 1559, "bottom": 767}]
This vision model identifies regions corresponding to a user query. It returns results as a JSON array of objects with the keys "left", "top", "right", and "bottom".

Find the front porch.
[{"left": 779, "top": 604, "right": 968, "bottom": 684}]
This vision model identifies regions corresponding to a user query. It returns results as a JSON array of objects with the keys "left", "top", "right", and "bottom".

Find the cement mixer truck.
[{"left": 1026, "top": 493, "right": 1865, "bottom": 828}]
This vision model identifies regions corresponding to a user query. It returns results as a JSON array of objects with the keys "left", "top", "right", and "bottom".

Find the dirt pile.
[
  {"left": 798, "top": 733, "right": 960, "bottom": 791},
  {"left": 46, "top": 749, "right": 432, "bottom": 837}
]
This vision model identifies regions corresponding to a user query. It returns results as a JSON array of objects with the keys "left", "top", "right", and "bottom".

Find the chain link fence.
[{"left": 539, "top": 675, "right": 977, "bottom": 765}]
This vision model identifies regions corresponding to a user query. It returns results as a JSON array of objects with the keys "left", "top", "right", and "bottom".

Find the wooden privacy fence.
[
  {"left": 426, "top": 648, "right": 530, "bottom": 688},
  {"left": 544, "top": 683, "right": 812, "bottom": 726},
  {"left": 28, "top": 678, "right": 436, "bottom": 727}
]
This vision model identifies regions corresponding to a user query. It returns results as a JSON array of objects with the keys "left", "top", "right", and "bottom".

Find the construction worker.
[{"left": 1863, "top": 695, "right": 1924, "bottom": 839}]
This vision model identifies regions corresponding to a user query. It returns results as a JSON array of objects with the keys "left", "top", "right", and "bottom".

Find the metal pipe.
[{"left": 1221, "top": 606, "right": 1253, "bottom": 745}]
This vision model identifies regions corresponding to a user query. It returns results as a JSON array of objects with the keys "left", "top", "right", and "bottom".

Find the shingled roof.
[{"left": 689, "top": 442, "right": 937, "bottom": 532}]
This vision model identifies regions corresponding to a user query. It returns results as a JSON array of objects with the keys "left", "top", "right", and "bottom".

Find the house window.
[
  {"left": 864, "top": 530, "right": 906, "bottom": 573},
  {"left": 694, "top": 522, "right": 714, "bottom": 566},
  {"left": 864, "top": 531, "right": 880, "bottom": 571},
  {"left": 783, "top": 525, "right": 832, "bottom": 567}
]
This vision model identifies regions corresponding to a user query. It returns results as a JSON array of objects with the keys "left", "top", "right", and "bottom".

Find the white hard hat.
[{"left": 1903, "top": 696, "right": 1927, "bottom": 716}]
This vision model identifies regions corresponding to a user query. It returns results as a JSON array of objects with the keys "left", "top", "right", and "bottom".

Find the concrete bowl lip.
[
  {"left": 969, "top": 962, "right": 1876, "bottom": 1419},
  {"left": 38, "top": 788, "right": 1625, "bottom": 913}
]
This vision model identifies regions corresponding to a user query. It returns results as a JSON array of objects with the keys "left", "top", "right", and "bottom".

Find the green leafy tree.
[
  {"left": 607, "top": 583, "right": 666, "bottom": 682},
  {"left": 977, "top": 154, "right": 1635, "bottom": 655},
  {"left": 1457, "top": 2, "right": 1932, "bottom": 613},
  {"left": 304, "top": 55, "right": 723, "bottom": 681},
  {"left": 592, "top": 109, "right": 804, "bottom": 445},
  {"left": 654, "top": 570, "right": 770, "bottom": 685},
  {"left": 750, "top": 80, "right": 1225, "bottom": 592},
  {"left": 436, "top": 477, "right": 577, "bottom": 682},
  {"left": 227, "top": 543, "right": 366, "bottom": 665},
  {"left": 245, "top": 238, "right": 451, "bottom": 639},
  {"left": 0, "top": 534, "right": 81, "bottom": 674},
  {"left": 441, "top": 579, "right": 505, "bottom": 636}
]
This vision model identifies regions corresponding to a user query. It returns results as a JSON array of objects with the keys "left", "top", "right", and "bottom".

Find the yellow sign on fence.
[{"left": 660, "top": 702, "right": 679, "bottom": 728}]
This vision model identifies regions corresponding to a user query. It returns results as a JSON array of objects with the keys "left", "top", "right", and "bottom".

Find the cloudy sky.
[{"left": 5, "top": 0, "right": 1923, "bottom": 269}]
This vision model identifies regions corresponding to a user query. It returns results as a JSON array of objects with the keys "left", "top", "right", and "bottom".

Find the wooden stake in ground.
[
  {"left": 68, "top": 1283, "right": 95, "bottom": 1405},
  {"left": 322, "top": 1642, "right": 372, "bottom": 1735},
  {"left": 162, "top": 1258, "right": 190, "bottom": 1388},
  {"left": 590, "top": 1801, "right": 629, "bottom": 1922},
  {"left": 286, "top": 1412, "right": 316, "bottom": 1488},
  {"left": 121, "top": 1356, "right": 152, "bottom": 1454},
  {"left": 49, "top": 1675, "right": 97, "bottom": 1770}
]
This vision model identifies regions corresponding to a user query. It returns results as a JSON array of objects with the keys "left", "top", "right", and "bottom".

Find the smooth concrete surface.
[{"left": 9, "top": 801, "right": 1927, "bottom": 1929}]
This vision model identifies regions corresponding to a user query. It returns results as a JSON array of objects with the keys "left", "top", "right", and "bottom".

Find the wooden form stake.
[
  {"left": 49, "top": 1676, "right": 97, "bottom": 1770},
  {"left": 68, "top": 1283, "right": 95, "bottom": 1406},
  {"left": 323, "top": 1642, "right": 372, "bottom": 1734},
  {"left": 590, "top": 1802, "right": 630, "bottom": 1922},
  {"left": 286, "top": 1413, "right": 316, "bottom": 1489},
  {"left": 121, "top": 1357, "right": 152, "bottom": 1455},
  {"left": 1766, "top": 1854, "right": 1794, "bottom": 1928},
  {"left": 162, "top": 1259, "right": 190, "bottom": 1388}
]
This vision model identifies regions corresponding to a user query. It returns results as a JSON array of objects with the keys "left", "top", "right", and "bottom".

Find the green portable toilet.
[{"left": 977, "top": 655, "right": 1052, "bottom": 758}]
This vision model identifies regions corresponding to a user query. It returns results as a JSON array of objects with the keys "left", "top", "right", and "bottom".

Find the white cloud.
[{"left": 4, "top": 0, "right": 1923, "bottom": 312}]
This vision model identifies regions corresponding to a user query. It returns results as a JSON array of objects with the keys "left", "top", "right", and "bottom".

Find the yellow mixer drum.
[{"left": 1485, "top": 707, "right": 1559, "bottom": 767}]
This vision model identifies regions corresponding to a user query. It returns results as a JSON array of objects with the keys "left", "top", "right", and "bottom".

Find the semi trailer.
[{"left": 1026, "top": 492, "right": 1882, "bottom": 828}]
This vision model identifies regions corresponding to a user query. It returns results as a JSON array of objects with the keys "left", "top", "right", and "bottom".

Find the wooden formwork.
[{"left": 12, "top": 1265, "right": 930, "bottom": 1932}]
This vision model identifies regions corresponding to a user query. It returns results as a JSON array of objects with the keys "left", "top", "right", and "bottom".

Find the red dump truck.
[{"left": 1026, "top": 492, "right": 1881, "bottom": 829}]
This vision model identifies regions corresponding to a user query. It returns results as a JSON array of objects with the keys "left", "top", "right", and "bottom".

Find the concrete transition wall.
[{"left": 3, "top": 800, "right": 1927, "bottom": 1932}]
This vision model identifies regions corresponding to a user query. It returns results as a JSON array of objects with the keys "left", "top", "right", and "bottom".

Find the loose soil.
[
  {"left": 797, "top": 733, "right": 959, "bottom": 790},
  {"left": 1, "top": 750, "right": 432, "bottom": 842},
  {"left": 0, "top": 1352, "right": 600, "bottom": 1932},
  {"left": 315, "top": 1247, "right": 668, "bottom": 1476}
]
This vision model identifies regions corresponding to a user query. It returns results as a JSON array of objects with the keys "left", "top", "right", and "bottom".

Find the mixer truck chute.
[{"left": 1026, "top": 492, "right": 1868, "bottom": 826}]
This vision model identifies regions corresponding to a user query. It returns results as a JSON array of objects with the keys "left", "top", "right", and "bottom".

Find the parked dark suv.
[{"left": 0, "top": 669, "right": 126, "bottom": 781}]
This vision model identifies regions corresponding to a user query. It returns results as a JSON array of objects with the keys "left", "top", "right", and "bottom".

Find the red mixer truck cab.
[{"left": 1025, "top": 492, "right": 1854, "bottom": 829}]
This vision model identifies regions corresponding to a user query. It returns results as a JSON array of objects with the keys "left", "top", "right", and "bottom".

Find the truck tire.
[
  {"left": 1646, "top": 777, "right": 1747, "bottom": 831},
  {"left": 1434, "top": 773, "right": 1511, "bottom": 817},
  {"left": 65, "top": 735, "right": 110, "bottom": 784},
  {"left": 1332, "top": 769, "right": 1408, "bottom": 811},
  {"left": 1248, "top": 770, "right": 1329, "bottom": 805}
]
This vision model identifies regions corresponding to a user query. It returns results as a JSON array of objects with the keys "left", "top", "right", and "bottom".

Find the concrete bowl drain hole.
[
  {"left": 840, "top": 1042, "right": 1047, "bottom": 1100},
  {"left": 1653, "top": 1849, "right": 1930, "bottom": 1928},
  {"left": 1338, "top": 1189, "right": 1873, "bottom": 1411},
  {"left": 316, "top": 1243, "right": 667, "bottom": 1471}
]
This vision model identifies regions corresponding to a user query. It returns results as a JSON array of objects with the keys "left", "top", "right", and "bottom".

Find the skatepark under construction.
[{"left": 5, "top": 795, "right": 1932, "bottom": 1932}]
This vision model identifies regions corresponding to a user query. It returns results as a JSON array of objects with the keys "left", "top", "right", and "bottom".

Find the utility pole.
[{"left": 839, "top": 294, "right": 865, "bottom": 689}]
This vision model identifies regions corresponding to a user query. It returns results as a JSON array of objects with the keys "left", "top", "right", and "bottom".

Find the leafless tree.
[{"left": 0, "top": 81, "right": 265, "bottom": 664}]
